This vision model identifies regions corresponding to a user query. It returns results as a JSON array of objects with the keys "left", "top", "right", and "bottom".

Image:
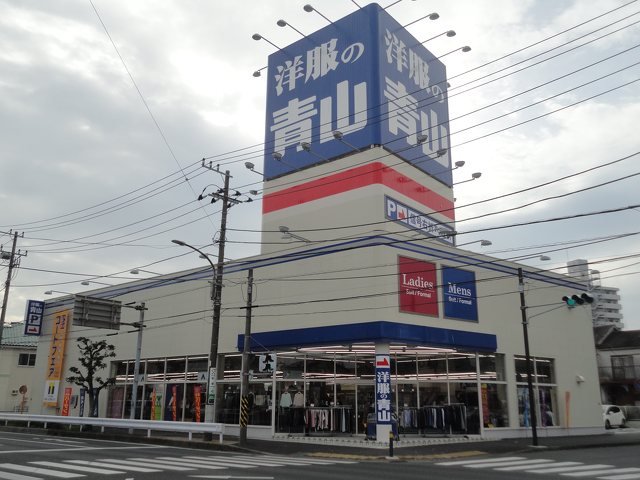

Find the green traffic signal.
[{"left": 562, "top": 293, "right": 594, "bottom": 307}]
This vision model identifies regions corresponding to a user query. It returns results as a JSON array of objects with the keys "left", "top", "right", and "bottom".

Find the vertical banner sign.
[
  {"left": 194, "top": 385, "right": 202, "bottom": 423},
  {"left": 61, "top": 387, "right": 72, "bottom": 416},
  {"left": 398, "top": 256, "right": 438, "bottom": 316},
  {"left": 481, "top": 384, "right": 490, "bottom": 427},
  {"left": 43, "top": 310, "right": 71, "bottom": 406},
  {"left": 150, "top": 387, "right": 156, "bottom": 421},
  {"left": 171, "top": 385, "right": 177, "bottom": 421},
  {"left": 442, "top": 266, "right": 478, "bottom": 321},
  {"left": 263, "top": 4, "right": 453, "bottom": 186},
  {"left": 207, "top": 367, "right": 216, "bottom": 405},
  {"left": 24, "top": 300, "right": 45, "bottom": 336},
  {"left": 79, "top": 388, "right": 86, "bottom": 417},
  {"left": 375, "top": 355, "right": 392, "bottom": 424}
]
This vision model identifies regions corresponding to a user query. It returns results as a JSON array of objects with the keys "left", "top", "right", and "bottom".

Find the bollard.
[{"left": 388, "top": 430, "right": 394, "bottom": 458}]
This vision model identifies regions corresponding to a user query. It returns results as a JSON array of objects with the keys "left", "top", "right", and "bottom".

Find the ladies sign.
[{"left": 398, "top": 256, "right": 438, "bottom": 316}]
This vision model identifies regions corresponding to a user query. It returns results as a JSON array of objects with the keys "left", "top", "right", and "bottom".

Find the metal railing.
[
  {"left": 598, "top": 365, "right": 639, "bottom": 381},
  {"left": 0, "top": 413, "right": 225, "bottom": 443}
]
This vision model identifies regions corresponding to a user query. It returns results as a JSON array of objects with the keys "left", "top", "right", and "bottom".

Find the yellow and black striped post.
[{"left": 240, "top": 396, "right": 249, "bottom": 428}]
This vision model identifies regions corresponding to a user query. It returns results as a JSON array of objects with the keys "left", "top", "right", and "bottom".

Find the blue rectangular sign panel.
[
  {"left": 385, "top": 196, "right": 455, "bottom": 244},
  {"left": 442, "top": 266, "right": 478, "bottom": 322},
  {"left": 24, "top": 299, "right": 44, "bottom": 336},
  {"left": 263, "top": 4, "right": 453, "bottom": 185}
]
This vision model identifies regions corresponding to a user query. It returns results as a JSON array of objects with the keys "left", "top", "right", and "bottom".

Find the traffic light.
[{"left": 562, "top": 293, "right": 594, "bottom": 308}]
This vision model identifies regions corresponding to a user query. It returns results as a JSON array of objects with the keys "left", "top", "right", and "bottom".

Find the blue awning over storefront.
[{"left": 237, "top": 321, "right": 497, "bottom": 352}]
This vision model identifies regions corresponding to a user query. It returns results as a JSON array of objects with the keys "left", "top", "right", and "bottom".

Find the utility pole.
[
  {"left": 518, "top": 267, "right": 539, "bottom": 446},
  {"left": 128, "top": 302, "right": 147, "bottom": 421},
  {"left": 0, "top": 231, "right": 26, "bottom": 346},
  {"left": 200, "top": 160, "right": 241, "bottom": 438},
  {"left": 239, "top": 268, "right": 254, "bottom": 446}
]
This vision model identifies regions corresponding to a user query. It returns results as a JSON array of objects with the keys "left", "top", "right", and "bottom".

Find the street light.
[
  {"left": 251, "top": 33, "right": 281, "bottom": 50},
  {"left": 403, "top": 12, "right": 439, "bottom": 28},
  {"left": 172, "top": 239, "right": 220, "bottom": 430},
  {"left": 276, "top": 19, "right": 305, "bottom": 37},
  {"left": 44, "top": 290, "right": 75, "bottom": 296},
  {"left": 80, "top": 280, "right": 112, "bottom": 286},
  {"left": 303, "top": 4, "right": 332, "bottom": 23},
  {"left": 130, "top": 269, "right": 160, "bottom": 275},
  {"left": 244, "top": 162, "right": 263, "bottom": 176},
  {"left": 457, "top": 239, "right": 492, "bottom": 247},
  {"left": 279, "top": 225, "right": 310, "bottom": 243},
  {"left": 453, "top": 172, "right": 481, "bottom": 185}
]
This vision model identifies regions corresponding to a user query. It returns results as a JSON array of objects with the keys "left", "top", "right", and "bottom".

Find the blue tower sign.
[{"left": 263, "top": 3, "right": 453, "bottom": 185}]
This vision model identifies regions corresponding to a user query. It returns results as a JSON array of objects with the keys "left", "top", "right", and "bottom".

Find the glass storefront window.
[
  {"left": 114, "top": 361, "right": 127, "bottom": 382},
  {"left": 418, "top": 383, "right": 448, "bottom": 407},
  {"left": 535, "top": 358, "right": 555, "bottom": 384},
  {"left": 481, "top": 383, "right": 508, "bottom": 428},
  {"left": 278, "top": 352, "right": 304, "bottom": 379},
  {"left": 146, "top": 359, "right": 165, "bottom": 382},
  {"left": 395, "top": 354, "right": 417, "bottom": 380},
  {"left": 479, "top": 354, "right": 505, "bottom": 381},
  {"left": 449, "top": 382, "right": 480, "bottom": 434},
  {"left": 187, "top": 356, "right": 208, "bottom": 382},
  {"left": 223, "top": 354, "right": 241, "bottom": 380},
  {"left": 164, "top": 383, "right": 184, "bottom": 421},
  {"left": 516, "top": 356, "right": 557, "bottom": 428},
  {"left": 335, "top": 355, "right": 356, "bottom": 380},
  {"left": 417, "top": 355, "right": 447, "bottom": 380},
  {"left": 166, "top": 358, "right": 186, "bottom": 381},
  {"left": 247, "top": 382, "right": 272, "bottom": 426},
  {"left": 515, "top": 356, "right": 555, "bottom": 384},
  {"left": 448, "top": 353, "right": 477, "bottom": 381},
  {"left": 305, "top": 354, "right": 334, "bottom": 380},
  {"left": 356, "top": 354, "right": 375, "bottom": 379}
]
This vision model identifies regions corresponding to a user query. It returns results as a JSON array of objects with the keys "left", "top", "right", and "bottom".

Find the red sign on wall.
[{"left": 398, "top": 256, "right": 438, "bottom": 316}]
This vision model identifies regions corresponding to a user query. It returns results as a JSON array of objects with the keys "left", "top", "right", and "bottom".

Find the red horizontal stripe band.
[{"left": 263, "top": 162, "right": 455, "bottom": 220}]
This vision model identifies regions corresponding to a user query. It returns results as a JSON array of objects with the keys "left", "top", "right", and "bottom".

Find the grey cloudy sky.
[{"left": 1, "top": 0, "right": 639, "bottom": 329}]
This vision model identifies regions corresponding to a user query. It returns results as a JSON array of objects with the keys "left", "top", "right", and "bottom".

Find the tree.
[{"left": 66, "top": 336, "right": 116, "bottom": 417}]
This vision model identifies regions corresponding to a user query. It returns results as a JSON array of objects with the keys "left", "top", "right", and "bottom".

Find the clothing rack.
[
  {"left": 419, "top": 403, "right": 467, "bottom": 434},
  {"left": 304, "top": 406, "right": 353, "bottom": 434}
]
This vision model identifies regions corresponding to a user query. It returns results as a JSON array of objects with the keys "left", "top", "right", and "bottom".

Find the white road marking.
[
  {"left": 189, "top": 477, "right": 274, "bottom": 479},
  {"left": 597, "top": 473, "right": 640, "bottom": 480},
  {"left": 467, "top": 459, "right": 556, "bottom": 469},
  {"left": 436, "top": 456, "right": 525, "bottom": 466},
  {"left": 103, "top": 458, "right": 195, "bottom": 471},
  {"left": 67, "top": 459, "right": 160, "bottom": 472},
  {"left": 141, "top": 458, "right": 226, "bottom": 470},
  {"left": 0, "top": 445, "right": 162, "bottom": 455},
  {"left": 31, "top": 461, "right": 125, "bottom": 475},
  {"left": 495, "top": 461, "right": 575, "bottom": 471},
  {"left": 180, "top": 457, "right": 285, "bottom": 467},
  {"left": 564, "top": 468, "right": 640, "bottom": 477},
  {"left": 529, "top": 464, "right": 615, "bottom": 474},
  {"left": 229, "top": 454, "right": 358, "bottom": 465},
  {"left": 0, "top": 471, "right": 41, "bottom": 480},
  {"left": 182, "top": 457, "right": 257, "bottom": 468},
  {"left": 0, "top": 464, "right": 83, "bottom": 478}
]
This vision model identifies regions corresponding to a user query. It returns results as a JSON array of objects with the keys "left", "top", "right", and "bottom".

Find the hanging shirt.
[{"left": 280, "top": 392, "right": 292, "bottom": 408}]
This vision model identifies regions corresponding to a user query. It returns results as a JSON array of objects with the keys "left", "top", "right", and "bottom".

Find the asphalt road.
[{"left": 2, "top": 431, "right": 640, "bottom": 480}]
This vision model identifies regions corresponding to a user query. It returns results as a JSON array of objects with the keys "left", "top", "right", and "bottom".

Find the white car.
[{"left": 603, "top": 405, "right": 626, "bottom": 429}]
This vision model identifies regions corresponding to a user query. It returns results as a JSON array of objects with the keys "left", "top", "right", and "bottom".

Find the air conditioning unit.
[{"left": 10, "top": 390, "right": 18, "bottom": 396}]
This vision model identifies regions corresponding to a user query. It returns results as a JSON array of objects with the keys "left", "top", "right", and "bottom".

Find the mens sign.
[
  {"left": 385, "top": 196, "right": 454, "bottom": 244},
  {"left": 442, "top": 266, "right": 478, "bottom": 322},
  {"left": 264, "top": 4, "right": 453, "bottom": 184}
]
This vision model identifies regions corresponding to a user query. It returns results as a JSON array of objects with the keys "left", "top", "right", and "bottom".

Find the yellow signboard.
[{"left": 43, "top": 309, "right": 71, "bottom": 407}]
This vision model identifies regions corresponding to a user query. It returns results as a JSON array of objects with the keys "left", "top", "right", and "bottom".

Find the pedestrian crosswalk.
[
  {"left": 0, "top": 454, "right": 357, "bottom": 479},
  {"left": 436, "top": 456, "right": 640, "bottom": 478}
]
